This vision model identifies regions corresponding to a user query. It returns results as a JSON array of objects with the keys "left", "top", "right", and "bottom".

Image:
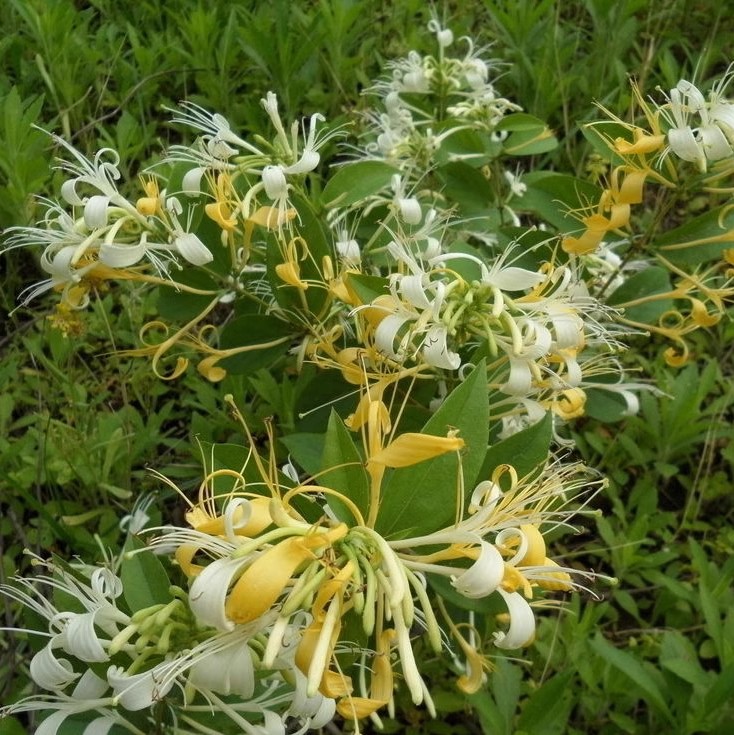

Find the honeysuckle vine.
[{"left": 2, "top": 16, "right": 732, "bottom": 735}]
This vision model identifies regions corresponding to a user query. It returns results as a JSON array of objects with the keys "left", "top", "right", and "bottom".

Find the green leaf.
[
  {"left": 655, "top": 205, "right": 734, "bottom": 265},
  {"left": 319, "top": 411, "right": 369, "bottom": 524},
  {"left": 280, "top": 433, "right": 325, "bottom": 477},
  {"left": 704, "top": 664, "right": 734, "bottom": 713},
  {"left": 584, "top": 388, "right": 630, "bottom": 423},
  {"left": 590, "top": 633, "right": 674, "bottom": 722},
  {"left": 433, "top": 125, "right": 499, "bottom": 166},
  {"left": 219, "top": 314, "right": 295, "bottom": 375},
  {"left": 120, "top": 536, "right": 173, "bottom": 612},
  {"left": 0, "top": 717, "right": 26, "bottom": 735},
  {"left": 376, "top": 361, "right": 489, "bottom": 538},
  {"left": 480, "top": 413, "right": 552, "bottom": 484},
  {"left": 517, "top": 670, "right": 574, "bottom": 734},
  {"left": 606, "top": 266, "right": 673, "bottom": 324},
  {"left": 156, "top": 270, "right": 219, "bottom": 323},
  {"left": 322, "top": 160, "right": 398, "bottom": 208},
  {"left": 344, "top": 272, "right": 388, "bottom": 305},
  {"left": 498, "top": 113, "right": 557, "bottom": 155},
  {"left": 520, "top": 172, "right": 602, "bottom": 232},
  {"left": 437, "top": 161, "right": 497, "bottom": 217}
]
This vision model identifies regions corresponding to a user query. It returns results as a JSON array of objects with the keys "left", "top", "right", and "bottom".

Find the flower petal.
[
  {"left": 421, "top": 325, "right": 461, "bottom": 370},
  {"left": 368, "top": 431, "right": 464, "bottom": 467},
  {"left": 189, "top": 556, "right": 247, "bottom": 631},
  {"left": 175, "top": 232, "right": 213, "bottom": 265},
  {"left": 99, "top": 241, "right": 147, "bottom": 268},
  {"left": 493, "top": 588, "right": 536, "bottom": 649},
  {"left": 188, "top": 637, "right": 255, "bottom": 697},
  {"left": 107, "top": 665, "right": 173, "bottom": 711},
  {"left": 452, "top": 541, "right": 504, "bottom": 598},
  {"left": 61, "top": 611, "right": 108, "bottom": 662},
  {"left": 30, "top": 641, "right": 79, "bottom": 691},
  {"left": 84, "top": 195, "right": 111, "bottom": 229}
]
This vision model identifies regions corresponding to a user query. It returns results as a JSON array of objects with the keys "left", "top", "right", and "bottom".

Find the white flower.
[
  {"left": 492, "top": 588, "right": 535, "bottom": 649},
  {"left": 189, "top": 555, "right": 248, "bottom": 631},
  {"left": 30, "top": 643, "right": 80, "bottom": 691},
  {"left": 169, "top": 102, "right": 264, "bottom": 156},
  {"left": 421, "top": 324, "right": 461, "bottom": 370},
  {"left": 107, "top": 665, "right": 174, "bottom": 711},
  {"left": 428, "top": 19, "right": 454, "bottom": 49},
  {"left": 451, "top": 541, "right": 504, "bottom": 598},
  {"left": 187, "top": 634, "right": 256, "bottom": 697}
]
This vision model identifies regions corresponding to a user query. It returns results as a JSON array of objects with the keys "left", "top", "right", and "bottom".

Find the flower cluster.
[
  {"left": 2, "top": 385, "right": 604, "bottom": 733},
  {"left": 4, "top": 16, "right": 731, "bottom": 735}
]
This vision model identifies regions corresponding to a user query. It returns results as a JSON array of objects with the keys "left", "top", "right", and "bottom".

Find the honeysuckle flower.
[
  {"left": 657, "top": 76, "right": 734, "bottom": 171},
  {"left": 107, "top": 665, "right": 175, "bottom": 711},
  {"left": 52, "top": 135, "right": 138, "bottom": 223}
]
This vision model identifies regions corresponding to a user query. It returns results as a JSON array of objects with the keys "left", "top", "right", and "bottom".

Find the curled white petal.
[
  {"left": 107, "top": 665, "right": 173, "bottom": 711},
  {"left": 335, "top": 236, "right": 360, "bottom": 266},
  {"left": 188, "top": 637, "right": 255, "bottom": 697},
  {"left": 60, "top": 611, "right": 108, "bottom": 662},
  {"left": 262, "top": 165, "right": 288, "bottom": 200},
  {"left": 99, "top": 240, "right": 147, "bottom": 268},
  {"left": 30, "top": 642, "right": 79, "bottom": 691},
  {"left": 189, "top": 556, "right": 247, "bottom": 631},
  {"left": 36, "top": 711, "right": 72, "bottom": 735},
  {"left": 493, "top": 588, "right": 536, "bottom": 649},
  {"left": 82, "top": 716, "right": 120, "bottom": 735},
  {"left": 699, "top": 124, "right": 732, "bottom": 161},
  {"left": 668, "top": 126, "right": 704, "bottom": 166},
  {"left": 485, "top": 266, "right": 543, "bottom": 291},
  {"left": 399, "top": 274, "right": 432, "bottom": 310},
  {"left": 398, "top": 197, "right": 422, "bottom": 225},
  {"left": 182, "top": 166, "right": 207, "bottom": 194},
  {"left": 61, "top": 179, "right": 85, "bottom": 206},
  {"left": 421, "top": 325, "right": 461, "bottom": 370},
  {"left": 375, "top": 312, "right": 413, "bottom": 360},
  {"left": 175, "top": 232, "right": 213, "bottom": 265},
  {"left": 469, "top": 480, "right": 502, "bottom": 514},
  {"left": 504, "top": 358, "right": 533, "bottom": 395},
  {"left": 72, "top": 669, "right": 109, "bottom": 699},
  {"left": 452, "top": 541, "right": 504, "bottom": 598},
  {"left": 83, "top": 195, "right": 111, "bottom": 229}
]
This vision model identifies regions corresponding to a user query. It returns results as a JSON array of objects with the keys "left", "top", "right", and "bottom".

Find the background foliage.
[{"left": 1, "top": 1, "right": 733, "bottom": 733}]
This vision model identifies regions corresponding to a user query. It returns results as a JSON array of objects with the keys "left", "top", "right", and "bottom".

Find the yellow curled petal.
[
  {"left": 321, "top": 670, "right": 354, "bottom": 699},
  {"left": 336, "top": 695, "right": 388, "bottom": 720},
  {"left": 664, "top": 344, "right": 689, "bottom": 367},
  {"left": 614, "top": 133, "right": 664, "bottom": 155},
  {"left": 518, "top": 525, "right": 546, "bottom": 567},
  {"left": 205, "top": 201, "right": 237, "bottom": 231},
  {"left": 537, "top": 558, "right": 573, "bottom": 591},
  {"left": 275, "top": 260, "right": 309, "bottom": 290},
  {"left": 312, "top": 561, "right": 356, "bottom": 617},
  {"left": 690, "top": 298, "right": 720, "bottom": 327},
  {"left": 552, "top": 388, "right": 586, "bottom": 420},
  {"left": 562, "top": 226, "right": 606, "bottom": 255},
  {"left": 368, "top": 432, "right": 464, "bottom": 468},
  {"left": 616, "top": 169, "right": 647, "bottom": 204},
  {"left": 175, "top": 544, "right": 204, "bottom": 577},
  {"left": 194, "top": 496, "right": 273, "bottom": 538},
  {"left": 248, "top": 205, "right": 297, "bottom": 229},
  {"left": 606, "top": 202, "right": 631, "bottom": 230},
  {"left": 225, "top": 536, "right": 315, "bottom": 623}
]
